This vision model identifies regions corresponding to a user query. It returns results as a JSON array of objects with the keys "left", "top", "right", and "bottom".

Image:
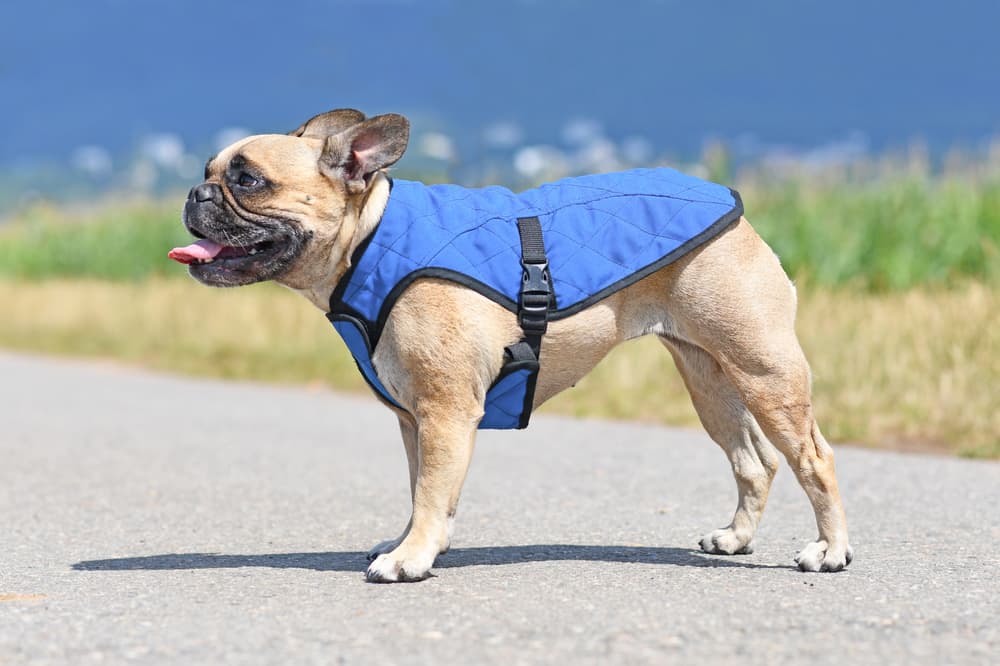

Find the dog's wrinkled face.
[
  {"left": 172, "top": 109, "right": 409, "bottom": 289},
  {"left": 178, "top": 136, "right": 317, "bottom": 286}
]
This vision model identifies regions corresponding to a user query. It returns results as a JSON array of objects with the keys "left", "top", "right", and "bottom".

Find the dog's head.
[{"left": 170, "top": 109, "right": 410, "bottom": 290}]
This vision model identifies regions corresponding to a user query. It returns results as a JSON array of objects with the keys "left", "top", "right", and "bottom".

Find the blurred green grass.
[
  {"left": 2, "top": 168, "right": 998, "bottom": 289},
  {"left": 0, "top": 200, "right": 191, "bottom": 281},
  {"left": 746, "top": 175, "right": 1000, "bottom": 289}
]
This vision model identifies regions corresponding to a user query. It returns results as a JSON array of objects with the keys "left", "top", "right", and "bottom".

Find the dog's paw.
[
  {"left": 699, "top": 528, "right": 754, "bottom": 555},
  {"left": 365, "top": 547, "right": 436, "bottom": 583},
  {"left": 794, "top": 540, "right": 854, "bottom": 572}
]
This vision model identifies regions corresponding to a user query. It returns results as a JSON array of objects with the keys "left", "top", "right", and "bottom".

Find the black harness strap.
[
  {"left": 514, "top": 216, "right": 553, "bottom": 359},
  {"left": 516, "top": 216, "right": 548, "bottom": 264}
]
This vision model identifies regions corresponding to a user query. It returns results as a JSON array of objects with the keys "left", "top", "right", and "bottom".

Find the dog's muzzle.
[{"left": 171, "top": 182, "right": 304, "bottom": 286}]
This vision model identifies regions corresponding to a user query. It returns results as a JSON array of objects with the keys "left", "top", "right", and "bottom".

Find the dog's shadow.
[{"left": 72, "top": 544, "right": 786, "bottom": 573}]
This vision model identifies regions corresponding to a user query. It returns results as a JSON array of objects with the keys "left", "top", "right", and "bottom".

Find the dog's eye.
[{"left": 237, "top": 172, "right": 259, "bottom": 188}]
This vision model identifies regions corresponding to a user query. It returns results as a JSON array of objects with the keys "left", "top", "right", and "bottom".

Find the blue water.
[{"left": 1, "top": 0, "right": 997, "bottom": 165}]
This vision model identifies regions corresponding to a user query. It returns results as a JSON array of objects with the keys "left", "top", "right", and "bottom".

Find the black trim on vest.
[
  {"left": 326, "top": 177, "right": 394, "bottom": 320},
  {"left": 372, "top": 269, "right": 515, "bottom": 348},
  {"left": 325, "top": 312, "right": 405, "bottom": 410},
  {"left": 543, "top": 187, "right": 745, "bottom": 321}
]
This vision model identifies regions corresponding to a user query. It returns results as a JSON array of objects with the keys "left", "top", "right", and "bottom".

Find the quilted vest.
[{"left": 327, "top": 168, "right": 743, "bottom": 429}]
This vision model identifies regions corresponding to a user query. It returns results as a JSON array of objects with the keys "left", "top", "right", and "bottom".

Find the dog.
[{"left": 169, "top": 108, "right": 852, "bottom": 582}]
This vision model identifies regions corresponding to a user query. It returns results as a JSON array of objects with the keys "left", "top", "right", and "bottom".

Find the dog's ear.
[
  {"left": 319, "top": 114, "right": 410, "bottom": 194},
  {"left": 289, "top": 108, "right": 367, "bottom": 139}
]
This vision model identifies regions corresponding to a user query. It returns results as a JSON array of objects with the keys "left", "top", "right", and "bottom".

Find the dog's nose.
[{"left": 190, "top": 183, "right": 222, "bottom": 205}]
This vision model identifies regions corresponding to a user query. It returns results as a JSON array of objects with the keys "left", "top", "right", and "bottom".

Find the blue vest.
[{"left": 327, "top": 168, "right": 742, "bottom": 429}]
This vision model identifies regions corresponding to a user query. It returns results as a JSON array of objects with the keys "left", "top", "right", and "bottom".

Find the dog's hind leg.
[
  {"left": 660, "top": 336, "right": 779, "bottom": 555},
  {"left": 662, "top": 217, "right": 852, "bottom": 571},
  {"left": 718, "top": 342, "right": 853, "bottom": 572}
]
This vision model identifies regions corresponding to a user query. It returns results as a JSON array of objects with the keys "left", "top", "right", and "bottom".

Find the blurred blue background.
[{"left": 1, "top": 0, "right": 997, "bottom": 206}]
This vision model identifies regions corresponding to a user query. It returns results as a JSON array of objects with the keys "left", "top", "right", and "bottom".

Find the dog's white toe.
[
  {"left": 699, "top": 528, "right": 754, "bottom": 555},
  {"left": 365, "top": 549, "right": 435, "bottom": 583},
  {"left": 794, "top": 540, "right": 853, "bottom": 572}
]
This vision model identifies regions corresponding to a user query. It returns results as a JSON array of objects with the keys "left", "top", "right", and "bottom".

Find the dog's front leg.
[
  {"left": 366, "top": 410, "right": 478, "bottom": 583},
  {"left": 367, "top": 414, "right": 419, "bottom": 561}
]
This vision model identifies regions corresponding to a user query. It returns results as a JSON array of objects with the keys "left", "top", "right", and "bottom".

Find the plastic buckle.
[{"left": 518, "top": 261, "right": 551, "bottom": 335}]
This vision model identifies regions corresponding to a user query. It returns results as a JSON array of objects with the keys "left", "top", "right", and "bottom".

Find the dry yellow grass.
[
  {"left": 0, "top": 278, "right": 996, "bottom": 457},
  {"left": 0, "top": 278, "right": 366, "bottom": 391}
]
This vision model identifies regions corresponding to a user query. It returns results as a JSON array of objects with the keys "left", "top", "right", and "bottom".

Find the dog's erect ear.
[
  {"left": 289, "top": 108, "right": 367, "bottom": 139},
  {"left": 319, "top": 113, "right": 410, "bottom": 194}
]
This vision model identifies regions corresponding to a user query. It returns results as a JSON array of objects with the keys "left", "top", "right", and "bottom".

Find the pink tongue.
[{"left": 168, "top": 239, "right": 224, "bottom": 264}]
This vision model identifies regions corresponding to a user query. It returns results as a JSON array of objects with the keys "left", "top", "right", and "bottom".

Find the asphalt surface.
[{"left": 2, "top": 351, "right": 998, "bottom": 665}]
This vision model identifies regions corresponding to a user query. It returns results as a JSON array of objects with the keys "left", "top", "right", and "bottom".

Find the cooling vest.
[{"left": 327, "top": 168, "right": 743, "bottom": 429}]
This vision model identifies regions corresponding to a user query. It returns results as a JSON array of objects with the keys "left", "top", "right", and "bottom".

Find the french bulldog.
[{"left": 169, "top": 108, "right": 852, "bottom": 582}]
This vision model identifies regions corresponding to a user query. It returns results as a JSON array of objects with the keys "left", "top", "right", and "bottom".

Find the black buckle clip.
[{"left": 518, "top": 261, "right": 551, "bottom": 336}]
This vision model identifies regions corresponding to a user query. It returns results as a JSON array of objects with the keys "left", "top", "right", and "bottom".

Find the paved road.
[{"left": 1, "top": 351, "right": 998, "bottom": 664}]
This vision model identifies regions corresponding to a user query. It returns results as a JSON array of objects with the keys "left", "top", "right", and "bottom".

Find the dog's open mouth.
[
  {"left": 168, "top": 238, "right": 277, "bottom": 265},
  {"left": 168, "top": 233, "right": 297, "bottom": 286}
]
